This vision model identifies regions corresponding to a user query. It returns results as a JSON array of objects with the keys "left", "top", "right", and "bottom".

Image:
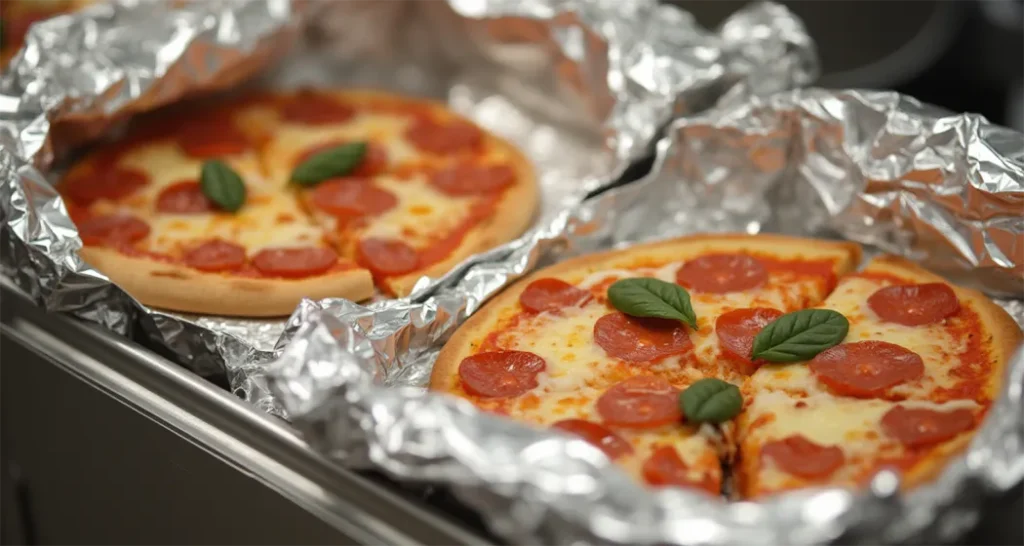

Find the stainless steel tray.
[
  {"left": 3, "top": 269, "right": 1020, "bottom": 545},
  {"left": 0, "top": 280, "right": 491, "bottom": 545}
]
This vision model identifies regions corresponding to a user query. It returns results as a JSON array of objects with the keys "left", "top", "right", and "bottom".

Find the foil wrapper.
[
  {"left": 266, "top": 88, "right": 1024, "bottom": 545},
  {"left": 0, "top": 0, "right": 814, "bottom": 406}
]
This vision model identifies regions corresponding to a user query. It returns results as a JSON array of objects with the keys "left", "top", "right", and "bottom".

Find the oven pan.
[{"left": 0, "top": 277, "right": 496, "bottom": 545}]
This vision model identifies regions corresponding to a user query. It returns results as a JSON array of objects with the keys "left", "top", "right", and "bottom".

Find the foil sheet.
[
  {"left": 266, "top": 88, "right": 1024, "bottom": 545},
  {"left": 0, "top": 0, "right": 815, "bottom": 407}
]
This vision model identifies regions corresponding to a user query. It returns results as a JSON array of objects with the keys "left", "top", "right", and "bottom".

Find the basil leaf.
[
  {"left": 199, "top": 160, "right": 246, "bottom": 213},
  {"left": 290, "top": 142, "right": 367, "bottom": 186},
  {"left": 751, "top": 308, "right": 849, "bottom": 362},
  {"left": 607, "top": 277, "right": 698, "bottom": 329},
  {"left": 680, "top": 378, "right": 742, "bottom": 424}
]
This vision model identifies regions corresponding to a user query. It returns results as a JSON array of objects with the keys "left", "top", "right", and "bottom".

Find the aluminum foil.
[
  {"left": 0, "top": 0, "right": 815, "bottom": 404},
  {"left": 266, "top": 87, "right": 1024, "bottom": 545}
]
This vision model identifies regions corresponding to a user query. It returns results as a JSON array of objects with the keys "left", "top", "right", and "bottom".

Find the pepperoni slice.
[
  {"left": 405, "top": 117, "right": 483, "bottom": 154},
  {"left": 593, "top": 312, "right": 693, "bottom": 363},
  {"left": 429, "top": 163, "right": 515, "bottom": 196},
  {"left": 251, "top": 246, "right": 338, "bottom": 279},
  {"left": 867, "top": 283, "right": 960, "bottom": 326},
  {"left": 715, "top": 307, "right": 784, "bottom": 367},
  {"left": 809, "top": 341, "right": 925, "bottom": 398},
  {"left": 280, "top": 91, "right": 355, "bottom": 125},
  {"left": 596, "top": 376, "right": 682, "bottom": 429},
  {"left": 458, "top": 350, "right": 546, "bottom": 398},
  {"left": 642, "top": 446, "right": 717, "bottom": 492},
  {"left": 519, "top": 278, "right": 592, "bottom": 313},
  {"left": 64, "top": 167, "right": 149, "bottom": 206},
  {"left": 296, "top": 141, "right": 389, "bottom": 177},
  {"left": 309, "top": 178, "right": 397, "bottom": 218},
  {"left": 356, "top": 238, "right": 420, "bottom": 277},
  {"left": 155, "top": 180, "right": 214, "bottom": 214},
  {"left": 761, "top": 435, "right": 845, "bottom": 479},
  {"left": 182, "top": 240, "right": 246, "bottom": 272},
  {"left": 77, "top": 214, "right": 150, "bottom": 246},
  {"left": 881, "top": 406, "right": 975, "bottom": 448},
  {"left": 675, "top": 254, "right": 767, "bottom": 294},
  {"left": 176, "top": 121, "right": 250, "bottom": 159},
  {"left": 551, "top": 419, "right": 633, "bottom": 460}
]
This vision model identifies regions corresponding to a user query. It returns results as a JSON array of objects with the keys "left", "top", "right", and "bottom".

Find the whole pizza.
[
  {"left": 431, "top": 234, "right": 1022, "bottom": 497},
  {"left": 60, "top": 89, "right": 537, "bottom": 316}
]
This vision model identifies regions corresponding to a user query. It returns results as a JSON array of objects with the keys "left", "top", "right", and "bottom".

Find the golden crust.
[
  {"left": 430, "top": 233, "right": 863, "bottom": 392},
  {"left": 862, "top": 254, "right": 1023, "bottom": 400},
  {"left": 383, "top": 133, "right": 537, "bottom": 296},
  {"left": 80, "top": 246, "right": 374, "bottom": 317},
  {"left": 855, "top": 254, "right": 1023, "bottom": 490}
]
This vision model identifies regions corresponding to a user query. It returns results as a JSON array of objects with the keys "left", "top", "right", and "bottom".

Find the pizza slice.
[
  {"left": 746, "top": 254, "right": 1020, "bottom": 403},
  {"left": 61, "top": 99, "right": 373, "bottom": 316},
  {"left": 254, "top": 89, "right": 537, "bottom": 296},
  {"left": 735, "top": 393, "right": 983, "bottom": 498},
  {"left": 431, "top": 234, "right": 861, "bottom": 493},
  {"left": 735, "top": 255, "right": 1022, "bottom": 497}
]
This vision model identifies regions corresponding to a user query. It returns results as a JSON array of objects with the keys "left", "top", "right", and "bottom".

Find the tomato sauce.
[{"left": 932, "top": 304, "right": 992, "bottom": 403}]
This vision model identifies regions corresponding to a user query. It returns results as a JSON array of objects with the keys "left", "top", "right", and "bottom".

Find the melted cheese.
[
  {"left": 500, "top": 388, "right": 723, "bottom": 488},
  {"left": 358, "top": 174, "right": 475, "bottom": 247},
  {"left": 262, "top": 112, "right": 424, "bottom": 186},
  {"left": 749, "top": 277, "right": 970, "bottom": 399},
  {"left": 577, "top": 260, "right": 836, "bottom": 379},
  {"left": 93, "top": 142, "right": 322, "bottom": 255},
  {"left": 145, "top": 195, "right": 324, "bottom": 255},
  {"left": 740, "top": 391, "right": 979, "bottom": 493}
]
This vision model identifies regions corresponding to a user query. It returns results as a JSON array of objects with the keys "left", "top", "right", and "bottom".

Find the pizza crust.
[
  {"left": 431, "top": 233, "right": 863, "bottom": 392},
  {"left": 862, "top": 254, "right": 1023, "bottom": 400},
  {"left": 80, "top": 246, "right": 374, "bottom": 317},
  {"left": 382, "top": 131, "right": 538, "bottom": 296}
]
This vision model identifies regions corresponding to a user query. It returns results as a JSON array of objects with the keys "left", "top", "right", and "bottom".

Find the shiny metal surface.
[{"left": 0, "top": 280, "right": 488, "bottom": 546}]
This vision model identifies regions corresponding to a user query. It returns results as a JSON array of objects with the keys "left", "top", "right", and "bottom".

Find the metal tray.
[
  {"left": 0, "top": 279, "right": 495, "bottom": 545},
  {"left": 2, "top": 268, "right": 1020, "bottom": 545}
]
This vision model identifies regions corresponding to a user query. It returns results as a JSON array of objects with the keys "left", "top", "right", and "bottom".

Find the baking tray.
[
  {"left": 3, "top": 278, "right": 1022, "bottom": 545},
  {"left": 0, "top": 278, "right": 494, "bottom": 545}
]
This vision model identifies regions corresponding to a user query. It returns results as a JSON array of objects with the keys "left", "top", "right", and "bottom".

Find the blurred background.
[{"left": 673, "top": 0, "right": 1024, "bottom": 130}]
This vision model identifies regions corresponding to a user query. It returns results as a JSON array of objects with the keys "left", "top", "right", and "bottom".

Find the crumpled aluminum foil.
[
  {"left": 0, "top": 0, "right": 817, "bottom": 407},
  {"left": 266, "top": 88, "right": 1024, "bottom": 545}
]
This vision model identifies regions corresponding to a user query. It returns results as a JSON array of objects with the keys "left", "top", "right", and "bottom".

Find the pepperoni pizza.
[
  {"left": 430, "top": 234, "right": 1022, "bottom": 497},
  {"left": 60, "top": 89, "right": 537, "bottom": 316}
]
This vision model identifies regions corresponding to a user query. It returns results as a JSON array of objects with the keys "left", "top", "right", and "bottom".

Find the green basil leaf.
[
  {"left": 607, "top": 277, "right": 698, "bottom": 329},
  {"left": 680, "top": 378, "right": 743, "bottom": 424},
  {"left": 199, "top": 160, "right": 246, "bottom": 213},
  {"left": 290, "top": 142, "right": 367, "bottom": 186},
  {"left": 751, "top": 308, "right": 849, "bottom": 362}
]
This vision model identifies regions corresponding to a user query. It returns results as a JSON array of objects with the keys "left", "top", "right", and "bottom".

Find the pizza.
[
  {"left": 60, "top": 89, "right": 537, "bottom": 316},
  {"left": 1, "top": 0, "right": 93, "bottom": 67},
  {"left": 430, "top": 234, "right": 1022, "bottom": 498}
]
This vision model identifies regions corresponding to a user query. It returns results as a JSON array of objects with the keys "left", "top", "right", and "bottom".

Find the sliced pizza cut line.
[
  {"left": 431, "top": 235, "right": 1020, "bottom": 499},
  {"left": 60, "top": 88, "right": 539, "bottom": 314}
]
